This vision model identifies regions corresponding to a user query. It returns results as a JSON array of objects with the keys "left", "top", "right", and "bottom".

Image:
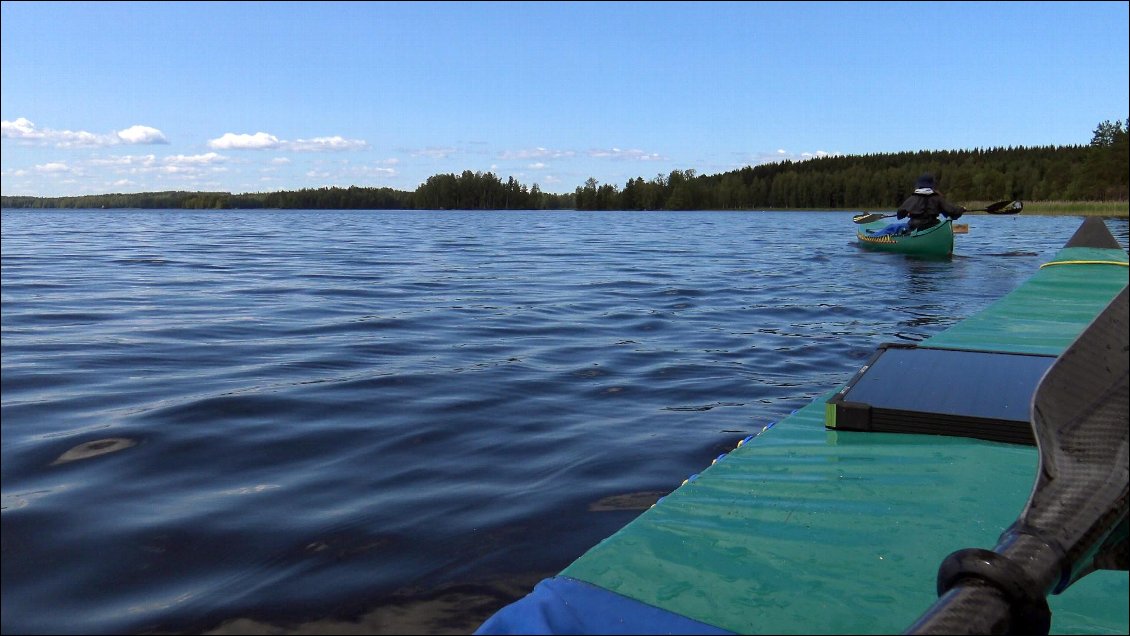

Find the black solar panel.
[{"left": 826, "top": 344, "right": 1058, "bottom": 445}]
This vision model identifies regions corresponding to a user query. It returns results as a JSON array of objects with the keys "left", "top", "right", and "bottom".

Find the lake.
[{"left": 2, "top": 209, "right": 1127, "bottom": 634}]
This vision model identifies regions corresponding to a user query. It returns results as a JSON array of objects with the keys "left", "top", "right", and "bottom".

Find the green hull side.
[{"left": 856, "top": 219, "right": 954, "bottom": 257}]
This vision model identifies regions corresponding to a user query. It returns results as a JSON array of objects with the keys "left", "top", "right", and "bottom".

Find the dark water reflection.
[{"left": 2, "top": 209, "right": 1126, "bottom": 635}]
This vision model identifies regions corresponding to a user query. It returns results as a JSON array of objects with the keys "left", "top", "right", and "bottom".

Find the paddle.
[
  {"left": 984, "top": 200, "right": 1024, "bottom": 215},
  {"left": 853, "top": 200, "right": 1022, "bottom": 224},
  {"left": 904, "top": 284, "right": 1129, "bottom": 635}
]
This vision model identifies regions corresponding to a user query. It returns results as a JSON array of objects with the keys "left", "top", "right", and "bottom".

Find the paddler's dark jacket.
[{"left": 897, "top": 188, "right": 965, "bottom": 231}]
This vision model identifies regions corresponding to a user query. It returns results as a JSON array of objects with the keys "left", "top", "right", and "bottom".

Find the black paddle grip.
[{"left": 936, "top": 548, "right": 1052, "bottom": 635}]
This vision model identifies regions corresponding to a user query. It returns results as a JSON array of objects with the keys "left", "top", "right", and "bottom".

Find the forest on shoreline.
[{"left": 4, "top": 119, "right": 1126, "bottom": 213}]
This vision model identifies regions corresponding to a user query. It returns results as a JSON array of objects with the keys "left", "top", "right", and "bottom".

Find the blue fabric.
[
  {"left": 868, "top": 222, "right": 908, "bottom": 237},
  {"left": 474, "top": 576, "right": 735, "bottom": 635}
]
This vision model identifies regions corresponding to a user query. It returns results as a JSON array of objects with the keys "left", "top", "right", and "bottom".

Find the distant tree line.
[
  {"left": 412, "top": 171, "right": 573, "bottom": 210},
  {"left": 4, "top": 119, "right": 1124, "bottom": 211},
  {"left": 577, "top": 119, "right": 1128, "bottom": 210},
  {"left": 0, "top": 175, "right": 576, "bottom": 211}
]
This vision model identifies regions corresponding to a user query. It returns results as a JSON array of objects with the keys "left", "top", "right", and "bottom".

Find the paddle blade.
[
  {"left": 853, "top": 212, "right": 893, "bottom": 224},
  {"left": 1023, "top": 283, "right": 1128, "bottom": 591},
  {"left": 985, "top": 200, "right": 1023, "bottom": 215}
]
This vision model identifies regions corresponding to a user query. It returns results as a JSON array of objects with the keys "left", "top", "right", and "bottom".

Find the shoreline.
[{"left": 2, "top": 203, "right": 1127, "bottom": 217}]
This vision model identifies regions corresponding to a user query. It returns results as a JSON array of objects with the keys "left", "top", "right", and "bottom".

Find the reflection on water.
[{"left": 51, "top": 437, "right": 138, "bottom": 465}]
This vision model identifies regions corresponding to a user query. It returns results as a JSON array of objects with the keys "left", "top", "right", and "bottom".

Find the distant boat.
[{"left": 855, "top": 218, "right": 955, "bottom": 257}]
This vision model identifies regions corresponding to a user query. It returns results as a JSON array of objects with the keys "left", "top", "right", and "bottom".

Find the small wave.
[{"left": 662, "top": 402, "right": 745, "bottom": 412}]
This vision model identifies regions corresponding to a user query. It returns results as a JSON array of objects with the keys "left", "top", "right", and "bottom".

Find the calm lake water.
[{"left": 2, "top": 209, "right": 1127, "bottom": 635}]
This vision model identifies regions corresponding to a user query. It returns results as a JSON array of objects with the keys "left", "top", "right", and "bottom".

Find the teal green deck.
[
  {"left": 927, "top": 246, "right": 1130, "bottom": 355},
  {"left": 559, "top": 231, "right": 1129, "bottom": 633}
]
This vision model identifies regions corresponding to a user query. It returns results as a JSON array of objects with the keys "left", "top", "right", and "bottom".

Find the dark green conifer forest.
[{"left": 3, "top": 119, "right": 1125, "bottom": 212}]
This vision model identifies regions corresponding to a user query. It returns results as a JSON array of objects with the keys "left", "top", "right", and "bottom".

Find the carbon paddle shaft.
[
  {"left": 904, "top": 536, "right": 1058, "bottom": 634},
  {"left": 909, "top": 585, "right": 1025, "bottom": 635}
]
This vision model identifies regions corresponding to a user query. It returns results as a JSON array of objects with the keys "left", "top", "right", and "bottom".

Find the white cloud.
[
  {"left": 208, "top": 132, "right": 368, "bottom": 152},
  {"left": 588, "top": 147, "right": 665, "bottom": 161},
  {"left": 5, "top": 120, "right": 101, "bottom": 147},
  {"left": 34, "top": 162, "right": 72, "bottom": 173},
  {"left": 288, "top": 136, "right": 368, "bottom": 151},
  {"left": 270, "top": 157, "right": 292, "bottom": 165},
  {"left": 164, "top": 152, "right": 225, "bottom": 166},
  {"left": 2, "top": 118, "right": 40, "bottom": 138},
  {"left": 746, "top": 149, "right": 839, "bottom": 166},
  {"left": 117, "top": 125, "right": 168, "bottom": 144},
  {"left": 528, "top": 162, "right": 547, "bottom": 169},
  {"left": 410, "top": 147, "right": 458, "bottom": 159},
  {"left": 499, "top": 147, "right": 576, "bottom": 160},
  {"left": 357, "top": 166, "right": 397, "bottom": 177},
  {"left": 88, "top": 154, "right": 158, "bottom": 167},
  {"left": 72, "top": 152, "right": 229, "bottom": 182},
  {"left": 155, "top": 163, "right": 224, "bottom": 177},
  {"left": 208, "top": 132, "right": 282, "bottom": 150},
  {"left": 2, "top": 118, "right": 168, "bottom": 147}
]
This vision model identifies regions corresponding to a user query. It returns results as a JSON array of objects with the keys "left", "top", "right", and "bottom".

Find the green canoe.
[{"left": 856, "top": 218, "right": 954, "bottom": 257}]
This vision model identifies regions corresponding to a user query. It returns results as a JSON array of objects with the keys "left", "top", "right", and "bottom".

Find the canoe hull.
[{"left": 857, "top": 219, "right": 954, "bottom": 256}]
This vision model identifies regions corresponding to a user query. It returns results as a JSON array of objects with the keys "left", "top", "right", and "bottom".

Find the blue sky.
[{"left": 2, "top": 1, "right": 1127, "bottom": 198}]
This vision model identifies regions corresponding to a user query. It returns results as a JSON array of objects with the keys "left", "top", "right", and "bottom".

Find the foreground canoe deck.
[{"left": 477, "top": 218, "right": 1129, "bottom": 635}]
